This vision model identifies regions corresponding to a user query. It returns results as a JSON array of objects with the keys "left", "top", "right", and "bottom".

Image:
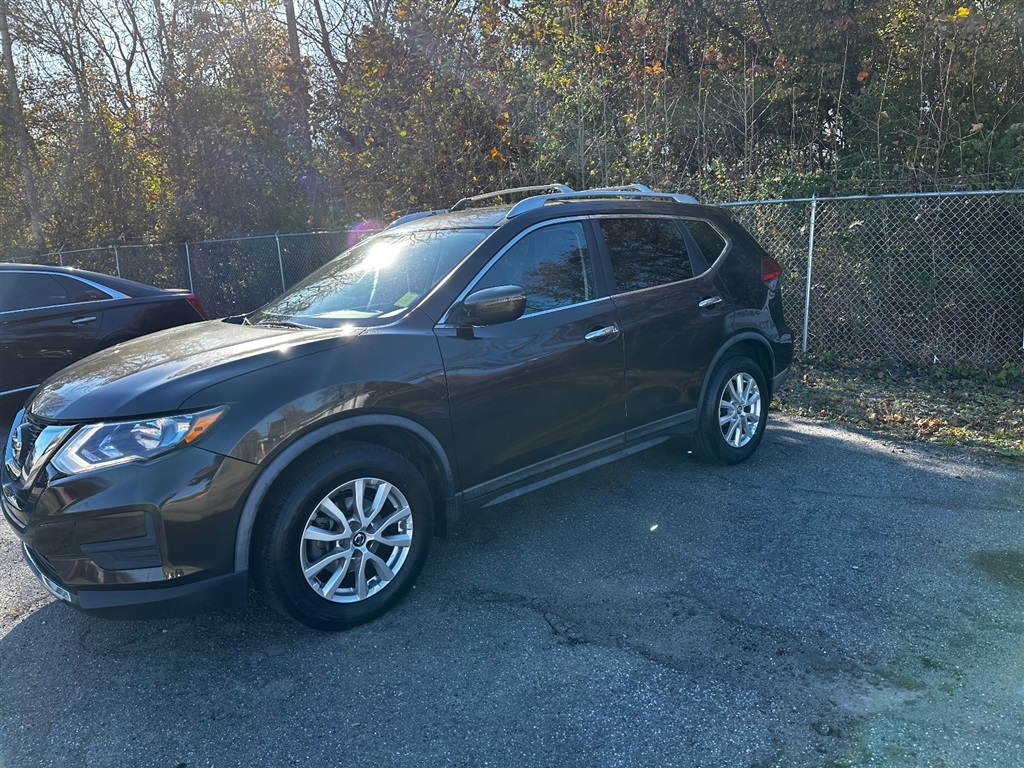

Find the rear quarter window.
[{"left": 681, "top": 219, "right": 728, "bottom": 266}]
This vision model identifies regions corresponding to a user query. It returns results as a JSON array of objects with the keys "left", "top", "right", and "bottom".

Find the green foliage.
[
  {"left": 0, "top": 0, "right": 1022, "bottom": 252},
  {"left": 0, "top": 79, "right": 28, "bottom": 251},
  {"left": 313, "top": 18, "right": 511, "bottom": 219},
  {"left": 150, "top": 0, "right": 312, "bottom": 238}
]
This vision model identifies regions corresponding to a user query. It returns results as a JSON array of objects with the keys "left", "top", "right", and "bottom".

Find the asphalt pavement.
[{"left": 1, "top": 414, "right": 1022, "bottom": 768}]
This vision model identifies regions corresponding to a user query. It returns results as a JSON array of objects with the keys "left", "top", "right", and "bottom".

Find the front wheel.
[
  {"left": 254, "top": 442, "right": 433, "bottom": 630},
  {"left": 693, "top": 356, "right": 769, "bottom": 465}
]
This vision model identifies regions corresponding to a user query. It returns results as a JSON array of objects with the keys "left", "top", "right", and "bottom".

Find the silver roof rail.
[
  {"left": 385, "top": 184, "right": 699, "bottom": 229},
  {"left": 450, "top": 184, "right": 575, "bottom": 211},
  {"left": 384, "top": 209, "right": 449, "bottom": 230},
  {"left": 506, "top": 186, "right": 699, "bottom": 218},
  {"left": 588, "top": 184, "right": 657, "bottom": 194}
]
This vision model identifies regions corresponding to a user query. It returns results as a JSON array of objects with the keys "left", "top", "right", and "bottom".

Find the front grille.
[
  {"left": 4, "top": 409, "right": 36, "bottom": 480},
  {"left": 3, "top": 410, "right": 73, "bottom": 489},
  {"left": 1, "top": 481, "right": 28, "bottom": 528}
]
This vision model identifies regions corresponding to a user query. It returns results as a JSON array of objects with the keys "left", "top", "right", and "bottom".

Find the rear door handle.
[
  {"left": 584, "top": 324, "right": 619, "bottom": 342},
  {"left": 71, "top": 316, "right": 97, "bottom": 324},
  {"left": 698, "top": 295, "right": 723, "bottom": 308}
]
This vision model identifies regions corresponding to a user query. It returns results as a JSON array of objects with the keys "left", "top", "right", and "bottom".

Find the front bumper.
[
  {"left": 22, "top": 542, "right": 248, "bottom": 619},
  {"left": 3, "top": 412, "right": 260, "bottom": 619}
]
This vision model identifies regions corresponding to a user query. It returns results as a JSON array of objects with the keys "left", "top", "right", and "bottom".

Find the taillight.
[
  {"left": 761, "top": 256, "right": 782, "bottom": 283},
  {"left": 184, "top": 294, "right": 208, "bottom": 319}
]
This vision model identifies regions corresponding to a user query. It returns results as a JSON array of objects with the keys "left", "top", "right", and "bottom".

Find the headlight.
[{"left": 50, "top": 407, "right": 227, "bottom": 476}]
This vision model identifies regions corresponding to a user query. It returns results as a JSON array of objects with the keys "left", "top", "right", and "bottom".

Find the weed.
[{"left": 776, "top": 356, "right": 1024, "bottom": 462}]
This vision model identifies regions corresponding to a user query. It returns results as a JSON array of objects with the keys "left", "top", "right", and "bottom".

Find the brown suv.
[{"left": 2, "top": 185, "right": 792, "bottom": 630}]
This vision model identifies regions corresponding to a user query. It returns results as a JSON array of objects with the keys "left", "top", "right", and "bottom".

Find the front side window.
[
  {"left": 252, "top": 228, "right": 490, "bottom": 327},
  {"left": 599, "top": 217, "right": 693, "bottom": 293},
  {"left": 0, "top": 273, "right": 70, "bottom": 313},
  {"left": 473, "top": 221, "right": 596, "bottom": 315}
]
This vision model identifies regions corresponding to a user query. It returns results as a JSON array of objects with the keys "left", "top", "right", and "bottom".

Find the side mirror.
[{"left": 461, "top": 285, "right": 527, "bottom": 326}]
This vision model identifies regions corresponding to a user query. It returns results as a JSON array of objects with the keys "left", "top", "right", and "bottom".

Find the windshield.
[{"left": 251, "top": 228, "right": 490, "bottom": 328}]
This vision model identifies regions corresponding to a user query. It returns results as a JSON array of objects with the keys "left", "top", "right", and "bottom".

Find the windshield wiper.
[{"left": 254, "top": 319, "right": 317, "bottom": 329}]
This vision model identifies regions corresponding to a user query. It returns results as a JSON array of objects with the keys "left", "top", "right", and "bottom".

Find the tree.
[{"left": 1, "top": 0, "right": 44, "bottom": 248}]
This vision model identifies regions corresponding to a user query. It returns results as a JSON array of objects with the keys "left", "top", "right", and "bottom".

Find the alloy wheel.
[
  {"left": 718, "top": 372, "right": 762, "bottom": 448},
  {"left": 299, "top": 477, "right": 414, "bottom": 603}
]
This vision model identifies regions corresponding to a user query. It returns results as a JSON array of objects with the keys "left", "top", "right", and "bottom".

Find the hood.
[{"left": 28, "top": 320, "right": 363, "bottom": 421}]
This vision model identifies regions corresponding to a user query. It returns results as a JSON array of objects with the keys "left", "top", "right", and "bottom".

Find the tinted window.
[
  {"left": 600, "top": 218, "right": 693, "bottom": 292},
  {"left": 474, "top": 222, "right": 596, "bottom": 315},
  {"left": 52, "top": 275, "right": 114, "bottom": 303},
  {"left": 682, "top": 219, "right": 727, "bottom": 265},
  {"left": 0, "top": 273, "right": 71, "bottom": 312}
]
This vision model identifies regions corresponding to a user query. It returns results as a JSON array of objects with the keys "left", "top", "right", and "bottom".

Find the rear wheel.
[
  {"left": 255, "top": 442, "right": 433, "bottom": 630},
  {"left": 693, "top": 355, "right": 768, "bottom": 465}
]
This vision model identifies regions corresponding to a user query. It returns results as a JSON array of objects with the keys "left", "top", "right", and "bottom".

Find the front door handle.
[
  {"left": 71, "top": 316, "right": 97, "bottom": 324},
  {"left": 584, "top": 324, "right": 619, "bottom": 342},
  {"left": 698, "top": 295, "right": 723, "bottom": 308}
]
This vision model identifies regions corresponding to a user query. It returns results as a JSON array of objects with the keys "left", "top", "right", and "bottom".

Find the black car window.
[
  {"left": 0, "top": 273, "right": 71, "bottom": 312},
  {"left": 473, "top": 221, "right": 596, "bottom": 315},
  {"left": 682, "top": 219, "right": 728, "bottom": 265},
  {"left": 49, "top": 275, "right": 115, "bottom": 303},
  {"left": 600, "top": 217, "right": 694, "bottom": 292}
]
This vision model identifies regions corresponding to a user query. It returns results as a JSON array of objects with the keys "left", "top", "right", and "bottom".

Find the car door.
[
  {"left": 0, "top": 271, "right": 112, "bottom": 397},
  {"left": 434, "top": 219, "right": 625, "bottom": 498},
  {"left": 595, "top": 215, "right": 730, "bottom": 438}
]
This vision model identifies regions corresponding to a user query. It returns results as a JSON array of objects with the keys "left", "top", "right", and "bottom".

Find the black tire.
[
  {"left": 254, "top": 441, "right": 433, "bottom": 630},
  {"left": 693, "top": 355, "right": 769, "bottom": 465}
]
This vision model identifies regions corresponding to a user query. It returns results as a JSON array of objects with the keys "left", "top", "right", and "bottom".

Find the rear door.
[
  {"left": 435, "top": 219, "right": 625, "bottom": 497},
  {"left": 595, "top": 215, "right": 730, "bottom": 438}
]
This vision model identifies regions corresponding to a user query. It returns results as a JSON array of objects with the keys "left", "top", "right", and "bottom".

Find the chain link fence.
[
  {"left": 6, "top": 191, "right": 1023, "bottom": 368},
  {"left": 724, "top": 190, "right": 1024, "bottom": 368},
  {"left": 7, "top": 231, "right": 358, "bottom": 319}
]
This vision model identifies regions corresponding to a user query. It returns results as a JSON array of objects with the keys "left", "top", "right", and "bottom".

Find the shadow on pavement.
[{"left": 1, "top": 415, "right": 1023, "bottom": 767}]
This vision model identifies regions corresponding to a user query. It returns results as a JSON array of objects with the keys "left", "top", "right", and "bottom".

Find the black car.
[
  {"left": 2, "top": 185, "right": 792, "bottom": 630},
  {"left": 0, "top": 264, "right": 207, "bottom": 415}
]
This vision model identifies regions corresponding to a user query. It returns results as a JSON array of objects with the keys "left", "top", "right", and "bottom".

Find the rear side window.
[
  {"left": 0, "top": 273, "right": 71, "bottom": 312},
  {"left": 50, "top": 275, "right": 114, "bottom": 303},
  {"left": 682, "top": 219, "right": 728, "bottom": 265},
  {"left": 599, "top": 218, "right": 693, "bottom": 293},
  {"left": 474, "top": 221, "right": 596, "bottom": 315}
]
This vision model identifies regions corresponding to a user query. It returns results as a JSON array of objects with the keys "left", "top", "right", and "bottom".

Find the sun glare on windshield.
[
  {"left": 358, "top": 240, "right": 402, "bottom": 273},
  {"left": 251, "top": 228, "right": 491, "bottom": 328}
]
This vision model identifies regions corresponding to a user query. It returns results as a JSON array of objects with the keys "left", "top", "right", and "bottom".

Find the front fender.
[{"left": 228, "top": 413, "right": 456, "bottom": 573}]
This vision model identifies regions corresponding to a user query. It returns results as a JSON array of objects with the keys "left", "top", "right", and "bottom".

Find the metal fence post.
[
  {"left": 57, "top": 246, "right": 64, "bottom": 268},
  {"left": 184, "top": 241, "right": 195, "bottom": 294},
  {"left": 802, "top": 196, "right": 817, "bottom": 355},
  {"left": 112, "top": 244, "right": 121, "bottom": 277},
  {"left": 275, "top": 232, "right": 286, "bottom": 292}
]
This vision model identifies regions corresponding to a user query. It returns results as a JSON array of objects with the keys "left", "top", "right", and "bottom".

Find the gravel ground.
[{"left": 1, "top": 414, "right": 1022, "bottom": 768}]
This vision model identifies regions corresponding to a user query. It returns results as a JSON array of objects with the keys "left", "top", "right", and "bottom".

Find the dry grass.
[{"left": 772, "top": 357, "right": 1024, "bottom": 464}]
